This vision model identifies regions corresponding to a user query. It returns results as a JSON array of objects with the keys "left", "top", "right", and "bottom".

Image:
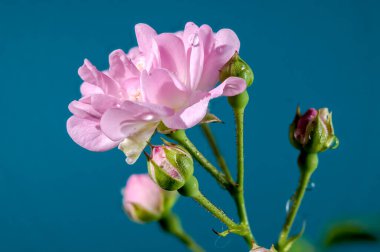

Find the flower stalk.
[
  {"left": 229, "top": 90, "right": 255, "bottom": 246},
  {"left": 200, "top": 123, "right": 235, "bottom": 185},
  {"left": 277, "top": 152, "right": 318, "bottom": 252},
  {"left": 159, "top": 212, "right": 205, "bottom": 252},
  {"left": 168, "top": 130, "right": 229, "bottom": 189}
]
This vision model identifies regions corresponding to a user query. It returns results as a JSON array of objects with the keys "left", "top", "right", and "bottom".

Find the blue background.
[{"left": 0, "top": 0, "right": 379, "bottom": 251}]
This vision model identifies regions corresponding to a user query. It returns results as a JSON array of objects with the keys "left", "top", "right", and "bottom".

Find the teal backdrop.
[{"left": 0, "top": 0, "right": 379, "bottom": 251}]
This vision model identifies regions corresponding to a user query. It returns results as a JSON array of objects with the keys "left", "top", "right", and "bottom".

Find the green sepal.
[
  {"left": 126, "top": 203, "right": 162, "bottom": 223},
  {"left": 164, "top": 147, "right": 194, "bottom": 182},
  {"left": 149, "top": 160, "right": 185, "bottom": 191},
  {"left": 200, "top": 113, "right": 223, "bottom": 124},
  {"left": 157, "top": 121, "right": 176, "bottom": 134}
]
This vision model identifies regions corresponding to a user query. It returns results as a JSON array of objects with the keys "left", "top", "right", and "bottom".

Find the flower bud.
[
  {"left": 220, "top": 52, "right": 254, "bottom": 87},
  {"left": 146, "top": 142, "right": 194, "bottom": 191},
  {"left": 290, "top": 106, "right": 339, "bottom": 153},
  {"left": 122, "top": 174, "right": 176, "bottom": 223}
]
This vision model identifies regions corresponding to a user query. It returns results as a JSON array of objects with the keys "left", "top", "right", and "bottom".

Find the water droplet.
[
  {"left": 285, "top": 196, "right": 295, "bottom": 214},
  {"left": 188, "top": 33, "right": 199, "bottom": 47},
  {"left": 142, "top": 114, "right": 154, "bottom": 121},
  {"left": 217, "top": 46, "right": 224, "bottom": 54},
  {"left": 307, "top": 181, "right": 316, "bottom": 191}
]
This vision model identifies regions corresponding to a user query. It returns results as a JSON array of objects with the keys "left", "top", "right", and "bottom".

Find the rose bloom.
[{"left": 67, "top": 22, "right": 246, "bottom": 164}]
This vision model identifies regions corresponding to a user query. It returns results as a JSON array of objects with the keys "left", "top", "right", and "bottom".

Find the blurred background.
[{"left": 1, "top": 0, "right": 379, "bottom": 251}]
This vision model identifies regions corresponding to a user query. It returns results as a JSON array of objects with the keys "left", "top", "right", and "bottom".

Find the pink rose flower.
[{"left": 67, "top": 22, "right": 247, "bottom": 164}]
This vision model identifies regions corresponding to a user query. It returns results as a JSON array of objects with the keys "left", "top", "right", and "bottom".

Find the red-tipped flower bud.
[{"left": 290, "top": 106, "right": 339, "bottom": 153}]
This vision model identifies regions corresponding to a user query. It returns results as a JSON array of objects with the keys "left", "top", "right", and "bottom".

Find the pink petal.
[
  {"left": 153, "top": 33, "right": 187, "bottom": 84},
  {"left": 123, "top": 174, "right": 163, "bottom": 214},
  {"left": 135, "top": 24, "right": 157, "bottom": 55},
  {"left": 100, "top": 101, "right": 173, "bottom": 141},
  {"left": 198, "top": 24, "right": 214, "bottom": 57},
  {"left": 209, "top": 76, "right": 246, "bottom": 98},
  {"left": 184, "top": 26, "right": 205, "bottom": 90},
  {"left": 197, "top": 45, "right": 237, "bottom": 92},
  {"left": 163, "top": 77, "right": 246, "bottom": 129},
  {"left": 90, "top": 94, "right": 120, "bottom": 114},
  {"left": 196, "top": 29, "right": 240, "bottom": 92},
  {"left": 67, "top": 116, "right": 119, "bottom": 152},
  {"left": 182, "top": 22, "right": 199, "bottom": 50},
  {"left": 215, "top": 28, "right": 240, "bottom": 51},
  {"left": 141, "top": 69, "right": 190, "bottom": 109},
  {"left": 108, "top": 49, "right": 139, "bottom": 81},
  {"left": 163, "top": 94, "right": 209, "bottom": 129},
  {"left": 80, "top": 82, "right": 103, "bottom": 97},
  {"left": 78, "top": 59, "right": 120, "bottom": 97},
  {"left": 68, "top": 100, "right": 101, "bottom": 119}
]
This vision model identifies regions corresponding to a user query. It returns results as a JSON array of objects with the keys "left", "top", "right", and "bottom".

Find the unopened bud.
[
  {"left": 147, "top": 142, "right": 194, "bottom": 191},
  {"left": 290, "top": 106, "right": 339, "bottom": 153},
  {"left": 220, "top": 52, "right": 254, "bottom": 87},
  {"left": 122, "top": 174, "right": 177, "bottom": 223}
]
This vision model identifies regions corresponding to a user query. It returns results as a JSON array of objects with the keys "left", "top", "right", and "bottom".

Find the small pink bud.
[
  {"left": 289, "top": 106, "right": 339, "bottom": 153},
  {"left": 122, "top": 174, "right": 176, "bottom": 223}
]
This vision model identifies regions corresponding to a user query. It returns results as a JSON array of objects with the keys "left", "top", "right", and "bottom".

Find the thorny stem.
[
  {"left": 200, "top": 124, "right": 235, "bottom": 185},
  {"left": 168, "top": 130, "right": 229, "bottom": 189},
  {"left": 159, "top": 212, "right": 205, "bottom": 252},
  {"left": 277, "top": 152, "right": 318, "bottom": 252},
  {"left": 231, "top": 106, "right": 255, "bottom": 246}
]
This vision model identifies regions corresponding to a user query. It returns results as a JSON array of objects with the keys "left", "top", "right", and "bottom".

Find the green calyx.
[
  {"left": 220, "top": 52, "right": 254, "bottom": 87},
  {"left": 178, "top": 176, "right": 199, "bottom": 197},
  {"left": 228, "top": 90, "right": 250, "bottom": 110},
  {"left": 126, "top": 203, "right": 162, "bottom": 223},
  {"left": 298, "top": 152, "right": 319, "bottom": 174}
]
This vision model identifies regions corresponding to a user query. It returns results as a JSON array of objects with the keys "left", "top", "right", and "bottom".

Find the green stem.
[
  {"left": 200, "top": 124, "right": 235, "bottom": 185},
  {"left": 277, "top": 152, "right": 318, "bottom": 252},
  {"left": 192, "top": 190, "right": 239, "bottom": 231},
  {"left": 231, "top": 106, "right": 255, "bottom": 245},
  {"left": 168, "top": 130, "right": 229, "bottom": 188},
  {"left": 159, "top": 212, "right": 205, "bottom": 252}
]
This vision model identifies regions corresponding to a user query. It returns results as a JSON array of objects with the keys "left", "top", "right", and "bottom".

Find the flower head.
[
  {"left": 122, "top": 174, "right": 176, "bottom": 223},
  {"left": 290, "top": 106, "right": 339, "bottom": 153},
  {"left": 67, "top": 22, "right": 247, "bottom": 164}
]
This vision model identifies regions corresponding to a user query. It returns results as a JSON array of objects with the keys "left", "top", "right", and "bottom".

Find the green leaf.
[{"left": 324, "top": 220, "right": 379, "bottom": 247}]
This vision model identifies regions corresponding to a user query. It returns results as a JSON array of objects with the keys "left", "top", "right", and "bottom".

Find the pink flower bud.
[
  {"left": 289, "top": 106, "right": 339, "bottom": 153},
  {"left": 122, "top": 174, "right": 176, "bottom": 223}
]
